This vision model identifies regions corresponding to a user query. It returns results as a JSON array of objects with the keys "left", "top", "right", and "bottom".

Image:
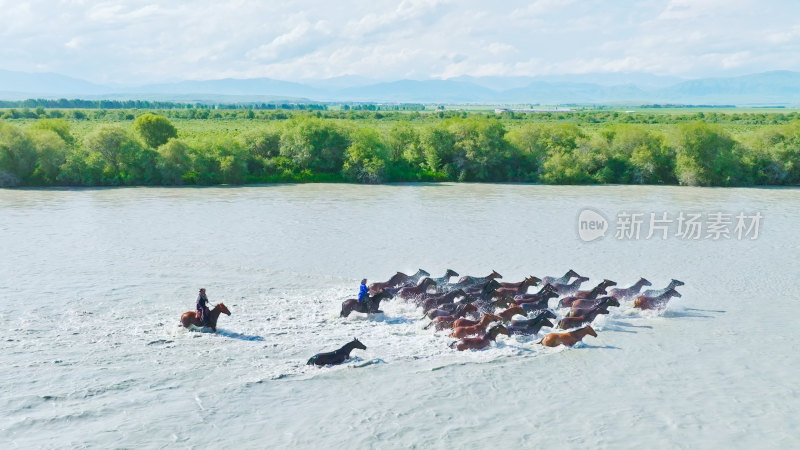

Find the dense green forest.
[{"left": 1, "top": 107, "right": 799, "bottom": 187}]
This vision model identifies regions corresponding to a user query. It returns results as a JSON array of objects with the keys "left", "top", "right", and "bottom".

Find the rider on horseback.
[
  {"left": 196, "top": 288, "right": 211, "bottom": 327},
  {"left": 358, "top": 279, "right": 372, "bottom": 313}
]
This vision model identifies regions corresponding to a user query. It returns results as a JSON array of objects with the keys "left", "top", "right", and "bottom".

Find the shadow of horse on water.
[{"left": 215, "top": 329, "right": 265, "bottom": 341}]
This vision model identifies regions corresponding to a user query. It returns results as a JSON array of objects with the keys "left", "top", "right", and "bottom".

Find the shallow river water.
[{"left": 1, "top": 183, "right": 798, "bottom": 449}]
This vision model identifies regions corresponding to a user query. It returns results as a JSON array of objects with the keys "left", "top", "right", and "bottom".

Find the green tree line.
[{"left": 1, "top": 112, "right": 799, "bottom": 187}]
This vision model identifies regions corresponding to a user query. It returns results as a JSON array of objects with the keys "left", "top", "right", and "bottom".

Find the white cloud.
[{"left": 0, "top": 0, "right": 799, "bottom": 83}]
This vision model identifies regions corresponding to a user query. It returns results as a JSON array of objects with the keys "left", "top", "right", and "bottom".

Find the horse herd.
[{"left": 332, "top": 268, "right": 684, "bottom": 358}]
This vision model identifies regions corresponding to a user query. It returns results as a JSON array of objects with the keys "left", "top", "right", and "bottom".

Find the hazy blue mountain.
[
  {"left": 335, "top": 79, "right": 498, "bottom": 102},
  {"left": 0, "top": 69, "right": 108, "bottom": 96},
  {"left": 2, "top": 68, "right": 800, "bottom": 104}
]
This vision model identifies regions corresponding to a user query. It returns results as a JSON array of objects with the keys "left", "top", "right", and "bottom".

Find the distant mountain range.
[{"left": 1, "top": 69, "right": 800, "bottom": 105}]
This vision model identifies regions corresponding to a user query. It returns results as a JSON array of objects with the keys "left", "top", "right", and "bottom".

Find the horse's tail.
[
  {"left": 535, "top": 338, "right": 544, "bottom": 345},
  {"left": 448, "top": 340, "right": 458, "bottom": 349},
  {"left": 423, "top": 320, "right": 434, "bottom": 330},
  {"left": 307, "top": 356, "right": 316, "bottom": 365}
]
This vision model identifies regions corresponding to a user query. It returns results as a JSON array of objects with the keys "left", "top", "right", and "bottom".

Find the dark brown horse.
[
  {"left": 180, "top": 303, "right": 231, "bottom": 332},
  {"left": 397, "top": 277, "right": 437, "bottom": 300},
  {"left": 558, "top": 306, "right": 609, "bottom": 329},
  {"left": 514, "top": 284, "right": 558, "bottom": 304},
  {"left": 634, "top": 288, "right": 682, "bottom": 310},
  {"left": 340, "top": 291, "right": 394, "bottom": 317},
  {"left": 369, "top": 269, "right": 430, "bottom": 293},
  {"left": 608, "top": 278, "right": 652, "bottom": 300},
  {"left": 507, "top": 317, "right": 554, "bottom": 336},
  {"left": 567, "top": 296, "right": 620, "bottom": 316},
  {"left": 419, "top": 289, "right": 467, "bottom": 312},
  {"left": 538, "top": 325, "right": 597, "bottom": 347},
  {"left": 307, "top": 338, "right": 366, "bottom": 366},
  {"left": 426, "top": 302, "right": 477, "bottom": 320},
  {"left": 571, "top": 279, "right": 617, "bottom": 299},
  {"left": 451, "top": 325, "right": 509, "bottom": 351}
]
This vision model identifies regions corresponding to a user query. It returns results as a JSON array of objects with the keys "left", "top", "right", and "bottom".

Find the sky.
[{"left": 1, "top": 0, "right": 799, "bottom": 84}]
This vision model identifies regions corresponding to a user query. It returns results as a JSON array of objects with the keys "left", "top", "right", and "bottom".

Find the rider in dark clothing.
[
  {"left": 196, "top": 288, "right": 210, "bottom": 326},
  {"left": 358, "top": 279, "right": 371, "bottom": 312}
]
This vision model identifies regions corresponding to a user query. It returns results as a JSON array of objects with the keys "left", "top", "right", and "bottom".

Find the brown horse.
[
  {"left": 452, "top": 313, "right": 502, "bottom": 329},
  {"left": 634, "top": 288, "right": 682, "bottom": 310},
  {"left": 369, "top": 269, "right": 430, "bottom": 293},
  {"left": 496, "top": 276, "right": 541, "bottom": 296},
  {"left": 558, "top": 306, "right": 609, "bottom": 329},
  {"left": 539, "top": 325, "right": 597, "bottom": 347},
  {"left": 451, "top": 325, "right": 509, "bottom": 351},
  {"left": 450, "top": 314, "right": 503, "bottom": 338},
  {"left": 567, "top": 296, "right": 620, "bottom": 316},
  {"left": 608, "top": 278, "right": 652, "bottom": 300},
  {"left": 397, "top": 277, "right": 437, "bottom": 300},
  {"left": 498, "top": 304, "right": 525, "bottom": 321},
  {"left": 180, "top": 303, "right": 231, "bottom": 332},
  {"left": 570, "top": 279, "right": 617, "bottom": 300}
]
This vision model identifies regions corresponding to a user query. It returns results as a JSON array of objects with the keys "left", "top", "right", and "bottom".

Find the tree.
[
  {"left": 29, "top": 129, "right": 67, "bottom": 185},
  {"left": 342, "top": 128, "right": 389, "bottom": 183},
  {"left": 674, "top": 122, "right": 743, "bottom": 186},
  {"left": 0, "top": 122, "right": 37, "bottom": 186},
  {"left": 83, "top": 125, "right": 146, "bottom": 184},
  {"left": 156, "top": 138, "right": 191, "bottom": 184},
  {"left": 279, "top": 117, "right": 349, "bottom": 173},
  {"left": 133, "top": 113, "right": 178, "bottom": 148}
]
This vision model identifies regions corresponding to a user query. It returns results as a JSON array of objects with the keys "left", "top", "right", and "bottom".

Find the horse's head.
[
  {"left": 539, "top": 309, "right": 557, "bottom": 320},
  {"left": 545, "top": 290, "right": 559, "bottom": 300},
  {"left": 540, "top": 318, "right": 554, "bottom": 329},
  {"left": 566, "top": 269, "right": 581, "bottom": 278},
  {"left": 671, "top": 279, "right": 685, "bottom": 288},
  {"left": 602, "top": 296, "right": 621, "bottom": 308},
  {"left": 584, "top": 326, "right": 597, "bottom": 337},
  {"left": 602, "top": 279, "right": 617, "bottom": 288},
  {"left": 640, "top": 278, "right": 653, "bottom": 287},
  {"left": 462, "top": 303, "right": 478, "bottom": 314},
  {"left": 445, "top": 269, "right": 459, "bottom": 279},
  {"left": 490, "top": 270, "right": 503, "bottom": 279},
  {"left": 667, "top": 289, "right": 682, "bottom": 298},
  {"left": 505, "top": 305, "right": 524, "bottom": 317},
  {"left": 351, "top": 338, "right": 367, "bottom": 351},
  {"left": 489, "top": 324, "right": 509, "bottom": 338},
  {"left": 527, "top": 276, "right": 542, "bottom": 286},
  {"left": 216, "top": 303, "right": 231, "bottom": 316},
  {"left": 417, "top": 269, "right": 431, "bottom": 278},
  {"left": 575, "top": 276, "right": 590, "bottom": 284},
  {"left": 483, "top": 279, "right": 501, "bottom": 292},
  {"left": 417, "top": 277, "right": 435, "bottom": 288}
]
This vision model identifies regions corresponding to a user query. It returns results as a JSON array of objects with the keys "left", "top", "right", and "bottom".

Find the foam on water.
[{"left": 1, "top": 184, "right": 799, "bottom": 448}]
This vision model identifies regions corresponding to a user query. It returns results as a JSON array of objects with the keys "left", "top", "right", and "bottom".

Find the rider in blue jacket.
[{"left": 358, "top": 279, "right": 371, "bottom": 312}]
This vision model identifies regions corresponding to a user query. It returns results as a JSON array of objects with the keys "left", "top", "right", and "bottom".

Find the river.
[{"left": 1, "top": 183, "right": 798, "bottom": 448}]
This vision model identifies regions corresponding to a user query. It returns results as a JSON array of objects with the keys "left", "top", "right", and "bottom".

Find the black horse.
[
  {"left": 340, "top": 291, "right": 393, "bottom": 317},
  {"left": 307, "top": 338, "right": 367, "bottom": 366}
]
